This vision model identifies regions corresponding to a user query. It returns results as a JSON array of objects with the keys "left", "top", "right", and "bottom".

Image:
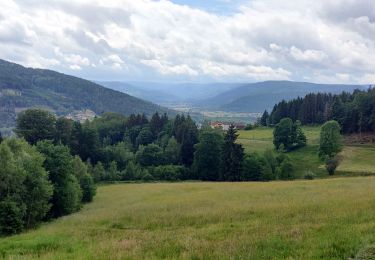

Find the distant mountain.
[
  {"left": 99, "top": 81, "right": 178, "bottom": 104},
  {"left": 197, "top": 81, "right": 367, "bottom": 112},
  {"left": 100, "top": 81, "right": 241, "bottom": 105},
  {"left": 0, "top": 59, "right": 172, "bottom": 128}
]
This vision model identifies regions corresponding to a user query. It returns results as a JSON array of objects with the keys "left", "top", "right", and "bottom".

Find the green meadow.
[
  {"left": 238, "top": 126, "right": 375, "bottom": 177},
  {"left": 2, "top": 179, "right": 375, "bottom": 259}
]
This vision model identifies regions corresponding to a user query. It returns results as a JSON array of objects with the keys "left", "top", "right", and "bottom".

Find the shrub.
[
  {"left": 80, "top": 174, "right": 96, "bottom": 202},
  {"left": 276, "top": 157, "right": 295, "bottom": 180},
  {"left": 0, "top": 199, "right": 26, "bottom": 235},
  {"left": 326, "top": 157, "right": 339, "bottom": 175},
  {"left": 152, "top": 165, "right": 185, "bottom": 181},
  {"left": 303, "top": 171, "right": 315, "bottom": 180},
  {"left": 141, "top": 171, "right": 154, "bottom": 182},
  {"left": 244, "top": 124, "right": 253, "bottom": 130}
]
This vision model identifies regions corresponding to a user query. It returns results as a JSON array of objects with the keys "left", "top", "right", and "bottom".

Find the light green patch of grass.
[
  {"left": 238, "top": 126, "right": 326, "bottom": 177},
  {"left": 338, "top": 145, "right": 375, "bottom": 174},
  {"left": 2, "top": 179, "right": 375, "bottom": 259}
]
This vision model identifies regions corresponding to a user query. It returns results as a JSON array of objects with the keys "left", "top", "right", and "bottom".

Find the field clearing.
[
  {"left": 2, "top": 179, "right": 375, "bottom": 259},
  {"left": 338, "top": 146, "right": 375, "bottom": 174},
  {"left": 238, "top": 127, "right": 375, "bottom": 176}
]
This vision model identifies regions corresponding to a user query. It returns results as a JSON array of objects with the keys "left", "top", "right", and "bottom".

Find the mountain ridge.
[
  {"left": 196, "top": 80, "right": 367, "bottom": 112},
  {"left": 0, "top": 59, "right": 172, "bottom": 128}
]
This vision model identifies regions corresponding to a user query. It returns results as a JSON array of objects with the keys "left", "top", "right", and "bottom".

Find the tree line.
[
  {"left": 261, "top": 88, "right": 375, "bottom": 134},
  {"left": 12, "top": 109, "right": 301, "bottom": 184}
]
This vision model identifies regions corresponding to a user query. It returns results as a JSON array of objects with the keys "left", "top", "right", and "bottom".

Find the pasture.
[
  {"left": 2, "top": 179, "right": 375, "bottom": 259},
  {"left": 238, "top": 126, "right": 375, "bottom": 177}
]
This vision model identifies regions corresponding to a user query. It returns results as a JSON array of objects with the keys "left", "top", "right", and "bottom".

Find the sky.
[{"left": 1, "top": 0, "right": 375, "bottom": 84}]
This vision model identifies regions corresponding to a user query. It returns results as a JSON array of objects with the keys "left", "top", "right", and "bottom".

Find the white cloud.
[
  {"left": 0, "top": 0, "right": 373, "bottom": 83},
  {"left": 290, "top": 46, "right": 327, "bottom": 63}
]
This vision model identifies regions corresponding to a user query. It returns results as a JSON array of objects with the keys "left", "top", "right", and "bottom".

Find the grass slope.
[
  {"left": 2, "top": 179, "right": 375, "bottom": 259},
  {"left": 238, "top": 126, "right": 375, "bottom": 177}
]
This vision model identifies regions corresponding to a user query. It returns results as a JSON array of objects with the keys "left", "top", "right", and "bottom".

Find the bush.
[
  {"left": 326, "top": 157, "right": 339, "bottom": 175},
  {"left": 244, "top": 124, "right": 253, "bottom": 130},
  {"left": 0, "top": 199, "right": 26, "bottom": 235},
  {"left": 303, "top": 171, "right": 315, "bottom": 180},
  {"left": 141, "top": 171, "right": 154, "bottom": 182},
  {"left": 121, "top": 161, "right": 145, "bottom": 181},
  {"left": 151, "top": 165, "right": 186, "bottom": 181},
  {"left": 80, "top": 174, "right": 96, "bottom": 202},
  {"left": 276, "top": 157, "right": 295, "bottom": 180}
]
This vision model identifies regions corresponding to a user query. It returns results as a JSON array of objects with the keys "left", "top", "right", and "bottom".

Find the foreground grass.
[{"left": 2, "top": 179, "right": 375, "bottom": 259}]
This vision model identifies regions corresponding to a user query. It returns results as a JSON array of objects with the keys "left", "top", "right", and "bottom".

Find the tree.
[
  {"left": 276, "top": 157, "right": 295, "bottom": 180},
  {"left": 136, "top": 144, "right": 164, "bottom": 167},
  {"left": 193, "top": 131, "right": 223, "bottom": 180},
  {"left": 0, "top": 139, "right": 52, "bottom": 234},
  {"left": 150, "top": 112, "right": 163, "bottom": 137},
  {"left": 0, "top": 199, "right": 25, "bottom": 235},
  {"left": 273, "top": 118, "right": 294, "bottom": 151},
  {"left": 72, "top": 156, "right": 96, "bottom": 202},
  {"left": 77, "top": 124, "right": 100, "bottom": 163},
  {"left": 179, "top": 116, "right": 198, "bottom": 166},
  {"left": 260, "top": 110, "right": 269, "bottom": 126},
  {"left": 107, "top": 161, "right": 120, "bottom": 181},
  {"left": 220, "top": 125, "right": 244, "bottom": 181},
  {"left": 293, "top": 120, "right": 307, "bottom": 148},
  {"left": 92, "top": 162, "right": 105, "bottom": 182},
  {"left": 55, "top": 117, "right": 73, "bottom": 145},
  {"left": 242, "top": 153, "right": 273, "bottom": 181},
  {"left": 37, "top": 141, "right": 82, "bottom": 218},
  {"left": 273, "top": 118, "right": 306, "bottom": 151},
  {"left": 136, "top": 127, "right": 154, "bottom": 147},
  {"left": 319, "top": 120, "right": 343, "bottom": 159},
  {"left": 15, "top": 109, "right": 56, "bottom": 145},
  {"left": 164, "top": 137, "right": 181, "bottom": 165},
  {"left": 101, "top": 142, "right": 134, "bottom": 171}
]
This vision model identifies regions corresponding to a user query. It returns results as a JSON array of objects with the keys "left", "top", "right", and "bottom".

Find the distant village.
[{"left": 210, "top": 121, "right": 246, "bottom": 131}]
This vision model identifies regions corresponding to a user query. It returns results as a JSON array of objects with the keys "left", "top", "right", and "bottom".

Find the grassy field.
[
  {"left": 238, "top": 126, "right": 375, "bottom": 177},
  {"left": 2, "top": 179, "right": 375, "bottom": 259}
]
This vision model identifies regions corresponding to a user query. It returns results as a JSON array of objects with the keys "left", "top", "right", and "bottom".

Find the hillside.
[
  {"left": 197, "top": 81, "right": 366, "bottom": 112},
  {"left": 0, "top": 59, "right": 171, "bottom": 128}
]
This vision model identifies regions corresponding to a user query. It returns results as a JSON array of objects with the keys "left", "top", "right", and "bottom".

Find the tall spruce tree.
[
  {"left": 260, "top": 110, "right": 269, "bottom": 126},
  {"left": 192, "top": 130, "right": 223, "bottom": 180},
  {"left": 220, "top": 125, "right": 244, "bottom": 181}
]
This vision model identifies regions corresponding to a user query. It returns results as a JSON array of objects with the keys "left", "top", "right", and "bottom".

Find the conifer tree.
[{"left": 220, "top": 125, "right": 244, "bottom": 181}]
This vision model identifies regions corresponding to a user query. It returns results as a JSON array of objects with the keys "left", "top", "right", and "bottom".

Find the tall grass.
[{"left": 2, "top": 178, "right": 375, "bottom": 259}]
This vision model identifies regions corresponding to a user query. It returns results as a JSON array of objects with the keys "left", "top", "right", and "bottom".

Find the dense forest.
[
  {"left": 13, "top": 109, "right": 296, "bottom": 185},
  {"left": 0, "top": 59, "right": 171, "bottom": 128},
  {"left": 261, "top": 88, "right": 375, "bottom": 134}
]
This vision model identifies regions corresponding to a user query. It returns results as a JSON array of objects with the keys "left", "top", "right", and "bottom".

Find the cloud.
[
  {"left": 290, "top": 47, "right": 327, "bottom": 63},
  {"left": 0, "top": 0, "right": 373, "bottom": 83}
]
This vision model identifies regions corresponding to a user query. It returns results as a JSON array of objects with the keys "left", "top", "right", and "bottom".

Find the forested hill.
[
  {"left": 0, "top": 59, "right": 172, "bottom": 128},
  {"left": 197, "top": 81, "right": 366, "bottom": 112},
  {"left": 263, "top": 88, "right": 375, "bottom": 134}
]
